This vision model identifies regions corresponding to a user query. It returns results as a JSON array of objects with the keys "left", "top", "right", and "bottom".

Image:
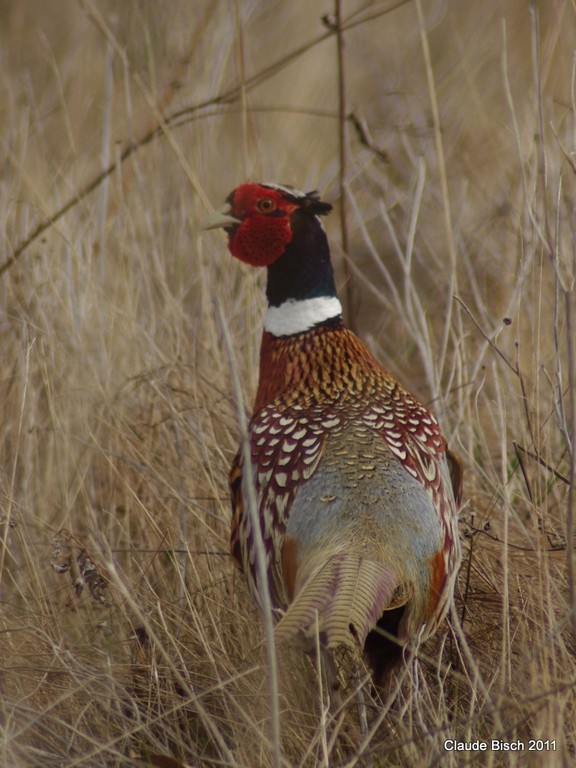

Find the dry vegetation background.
[{"left": 1, "top": 0, "right": 575, "bottom": 766}]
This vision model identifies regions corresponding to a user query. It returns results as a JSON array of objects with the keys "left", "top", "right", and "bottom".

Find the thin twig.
[
  {"left": 456, "top": 296, "right": 536, "bottom": 444},
  {"left": 530, "top": 7, "right": 554, "bottom": 260},
  {"left": 234, "top": 0, "right": 250, "bottom": 179},
  {"left": 513, "top": 441, "right": 534, "bottom": 503},
  {"left": 216, "top": 302, "right": 282, "bottom": 768},
  {"left": 348, "top": 111, "right": 389, "bottom": 163},
  {"left": 454, "top": 296, "right": 517, "bottom": 375},
  {"left": 325, "top": 3, "right": 357, "bottom": 332},
  {"left": 415, "top": 0, "right": 458, "bottom": 402},
  {"left": 111, "top": 548, "right": 229, "bottom": 556},
  {"left": 460, "top": 512, "right": 475, "bottom": 628},
  {"left": 565, "top": 286, "right": 576, "bottom": 644},
  {"left": 513, "top": 441, "right": 570, "bottom": 485},
  {"left": 463, "top": 520, "right": 565, "bottom": 553}
]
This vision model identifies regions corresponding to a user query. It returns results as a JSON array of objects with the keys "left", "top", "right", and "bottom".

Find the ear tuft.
[{"left": 303, "top": 191, "right": 333, "bottom": 217}]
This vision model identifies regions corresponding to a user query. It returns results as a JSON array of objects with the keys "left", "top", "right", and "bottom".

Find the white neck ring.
[{"left": 264, "top": 296, "right": 342, "bottom": 336}]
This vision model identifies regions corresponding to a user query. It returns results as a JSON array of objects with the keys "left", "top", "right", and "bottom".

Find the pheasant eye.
[{"left": 256, "top": 198, "right": 276, "bottom": 213}]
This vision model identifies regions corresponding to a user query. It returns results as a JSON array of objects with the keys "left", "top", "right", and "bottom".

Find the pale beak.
[{"left": 202, "top": 206, "right": 241, "bottom": 230}]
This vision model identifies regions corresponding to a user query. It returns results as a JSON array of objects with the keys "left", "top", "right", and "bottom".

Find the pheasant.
[{"left": 205, "top": 182, "right": 462, "bottom": 685}]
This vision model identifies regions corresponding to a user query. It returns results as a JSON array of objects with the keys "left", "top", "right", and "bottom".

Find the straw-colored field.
[{"left": 1, "top": 1, "right": 574, "bottom": 765}]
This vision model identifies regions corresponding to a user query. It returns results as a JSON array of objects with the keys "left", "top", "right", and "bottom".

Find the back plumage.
[{"left": 205, "top": 182, "right": 462, "bottom": 685}]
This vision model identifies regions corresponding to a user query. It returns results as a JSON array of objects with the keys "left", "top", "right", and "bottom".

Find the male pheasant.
[{"left": 205, "top": 182, "right": 462, "bottom": 684}]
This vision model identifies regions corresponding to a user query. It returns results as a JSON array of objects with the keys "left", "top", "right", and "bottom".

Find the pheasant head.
[{"left": 204, "top": 183, "right": 341, "bottom": 336}]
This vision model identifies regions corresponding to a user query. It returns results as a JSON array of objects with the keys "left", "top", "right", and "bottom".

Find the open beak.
[{"left": 202, "top": 206, "right": 241, "bottom": 231}]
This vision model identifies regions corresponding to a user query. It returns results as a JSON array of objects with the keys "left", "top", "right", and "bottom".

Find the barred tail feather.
[{"left": 275, "top": 554, "right": 403, "bottom": 650}]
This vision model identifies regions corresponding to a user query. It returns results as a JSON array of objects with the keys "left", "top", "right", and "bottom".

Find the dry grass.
[{"left": 1, "top": 1, "right": 575, "bottom": 766}]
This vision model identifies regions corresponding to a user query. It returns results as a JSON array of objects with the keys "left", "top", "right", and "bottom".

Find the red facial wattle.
[{"left": 226, "top": 184, "right": 298, "bottom": 267}]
